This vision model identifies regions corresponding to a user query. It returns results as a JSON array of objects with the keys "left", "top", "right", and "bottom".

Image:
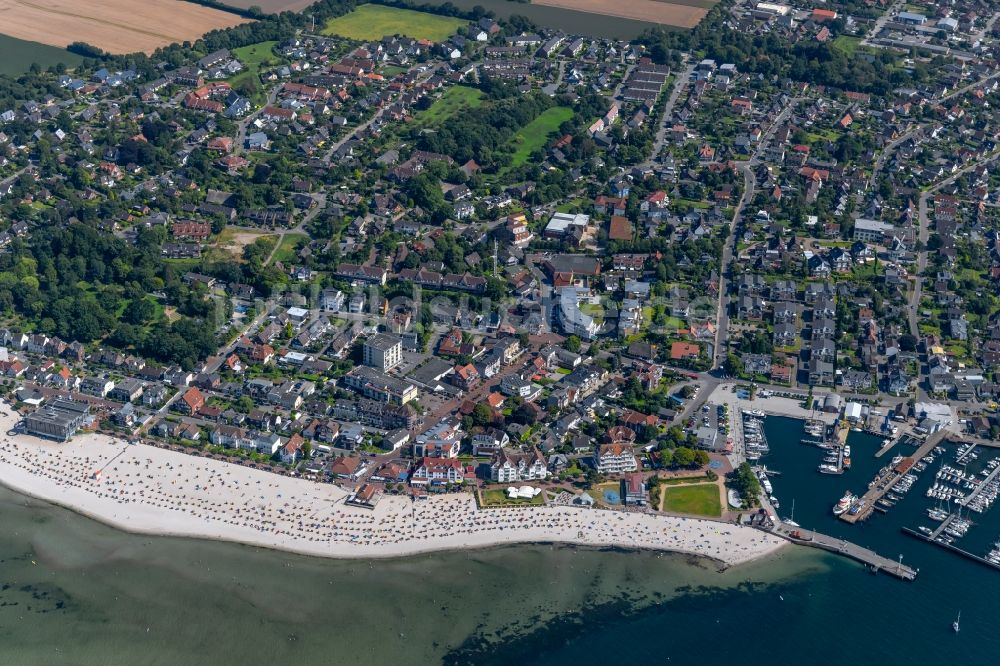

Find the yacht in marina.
[{"left": 832, "top": 491, "right": 855, "bottom": 515}]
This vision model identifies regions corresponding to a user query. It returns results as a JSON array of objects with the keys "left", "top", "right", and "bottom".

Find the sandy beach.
[{"left": 0, "top": 406, "right": 783, "bottom": 566}]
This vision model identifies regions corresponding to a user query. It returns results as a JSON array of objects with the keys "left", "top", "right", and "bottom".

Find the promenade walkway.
[{"left": 771, "top": 523, "right": 917, "bottom": 580}]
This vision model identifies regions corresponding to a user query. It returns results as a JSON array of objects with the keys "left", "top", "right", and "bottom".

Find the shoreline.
[
  {"left": 0, "top": 407, "right": 784, "bottom": 567},
  {"left": 1, "top": 474, "right": 774, "bottom": 571}
]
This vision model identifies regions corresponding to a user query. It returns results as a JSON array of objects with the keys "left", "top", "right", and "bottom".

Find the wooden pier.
[
  {"left": 840, "top": 432, "right": 947, "bottom": 524},
  {"left": 772, "top": 523, "right": 917, "bottom": 580}
]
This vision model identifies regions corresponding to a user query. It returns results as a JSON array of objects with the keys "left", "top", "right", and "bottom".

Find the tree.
[
  {"left": 674, "top": 446, "right": 696, "bottom": 467},
  {"left": 471, "top": 403, "right": 493, "bottom": 427},
  {"left": 511, "top": 402, "right": 538, "bottom": 425},
  {"left": 693, "top": 450, "right": 710, "bottom": 467},
  {"left": 564, "top": 335, "right": 581, "bottom": 353},
  {"left": 730, "top": 462, "right": 761, "bottom": 507},
  {"left": 724, "top": 352, "right": 742, "bottom": 376}
]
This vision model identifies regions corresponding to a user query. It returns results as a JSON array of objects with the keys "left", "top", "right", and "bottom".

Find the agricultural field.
[
  {"left": 0, "top": 34, "right": 83, "bottom": 76},
  {"left": 533, "top": 0, "right": 712, "bottom": 28},
  {"left": 0, "top": 0, "right": 248, "bottom": 55},
  {"left": 507, "top": 106, "right": 574, "bottom": 168},
  {"left": 412, "top": 86, "right": 484, "bottom": 128},
  {"left": 321, "top": 4, "right": 466, "bottom": 42},
  {"left": 660, "top": 483, "right": 723, "bottom": 517}
]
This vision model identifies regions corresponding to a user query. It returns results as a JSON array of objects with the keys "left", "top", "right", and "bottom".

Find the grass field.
[
  {"left": 321, "top": 5, "right": 465, "bottom": 41},
  {"left": 412, "top": 86, "right": 484, "bottom": 127},
  {"left": 507, "top": 106, "right": 574, "bottom": 168},
  {"left": 269, "top": 233, "right": 308, "bottom": 265},
  {"left": 831, "top": 35, "right": 861, "bottom": 56},
  {"left": 229, "top": 41, "right": 279, "bottom": 99},
  {"left": 0, "top": 33, "right": 83, "bottom": 76},
  {"left": 661, "top": 483, "right": 722, "bottom": 516}
]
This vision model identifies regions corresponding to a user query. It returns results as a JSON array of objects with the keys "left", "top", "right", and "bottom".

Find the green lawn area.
[
  {"left": 676, "top": 198, "right": 711, "bottom": 209},
  {"left": 379, "top": 66, "right": 407, "bottom": 80},
  {"left": 555, "top": 197, "right": 589, "bottom": 213},
  {"left": 831, "top": 35, "right": 861, "bottom": 56},
  {"left": 480, "top": 488, "right": 545, "bottom": 507},
  {"left": 270, "top": 233, "right": 308, "bottom": 265},
  {"left": 322, "top": 5, "right": 465, "bottom": 41},
  {"left": 412, "top": 85, "right": 483, "bottom": 128},
  {"left": 506, "top": 106, "right": 574, "bottom": 168},
  {"left": 229, "top": 41, "right": 279, "bottom": 102},
  {"left": 661, "top": 483, "right": 722, "bottom": 517}
]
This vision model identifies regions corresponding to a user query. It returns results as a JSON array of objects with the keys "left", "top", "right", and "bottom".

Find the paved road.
[
  {"left": 234, "top": 85, "right": 281, "bottom": 156},
  {"left": 712, "top": 98, "right": 801, "bottom": 369},
  {"left": 908, "top": 148, "right": 1000, "bottom": 395},
  {"left": 937, "top": 69, "right": 1000, "bottom": 104},
  {"left": 869, "top": 125, "right": 920, "bottom": 189},
  {"left": 641, "top": 61, "right": 695, "bottom": 170},
  {"left": 321, "top": 69, "right": 435, "bottom": 165}
]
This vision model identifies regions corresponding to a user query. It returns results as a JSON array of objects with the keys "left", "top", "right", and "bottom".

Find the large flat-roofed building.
[
  {"left": 343, "top": 366, "right": 418, "bottom": 405},
  {"left": 25, "top": 399, "right": 91, "bottom": 441},
  {"left": 852, "top": 218, "right": 895, "bottom": 243},
  {"left": 896, "top": 11, "right": 926, "bottom": 25},
  {"left": 558, "top": 288, "right": 600, "bottom": 340},
  {"left": 544, "top": 212, "right": 590, "bottom": 238},
  {"left": 363, "top": 333, "right": 403, "bottom": 372}
]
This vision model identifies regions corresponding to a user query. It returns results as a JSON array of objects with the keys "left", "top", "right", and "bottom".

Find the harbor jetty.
[
  {"left": 772, "top": 523, "right": 917, "bottom": 580},
  {"left": 840, "top": 432, "right": 947, "bottom": 524},
  {"left": 875, "top": 438, "right": 898, "bottom": 458}
]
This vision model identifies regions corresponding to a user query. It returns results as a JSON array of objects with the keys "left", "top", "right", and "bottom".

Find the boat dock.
[
  {"left": 960, "top": 459, "right": 1000, "bottom": 506},
  {"left": 840, "top": 432, "right": 946, "bottom": 524},
  {"left": 901, "top": 528, "right": 1000, "bottom": 573},
  {"left": 772, "top": 523, "right": 917, "bottom": 580},
  {"left": 927, "top": 513, "right": 958, "bottom": 541},
  {"left": 956, "top": 444, "right": 977, "bottom": 465},
  {"left": 875, "top": 438, "right": 898, "bottom": 458}
]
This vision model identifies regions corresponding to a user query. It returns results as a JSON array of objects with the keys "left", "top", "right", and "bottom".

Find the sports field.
[
  {"left": 321, "top": 4, "right": 466, "bottom": 41},
  {"left": 507, "top": 106, "right": 574, "bottom": 167},
  {"left": 533, "top": 0, "right": 711, "bottom": 28},
  {"left": 0, "top": 33, "right": 83, "bottom": 76},
  {"left": 0, "top": 0, "right": 248, "bottom": 54}
]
